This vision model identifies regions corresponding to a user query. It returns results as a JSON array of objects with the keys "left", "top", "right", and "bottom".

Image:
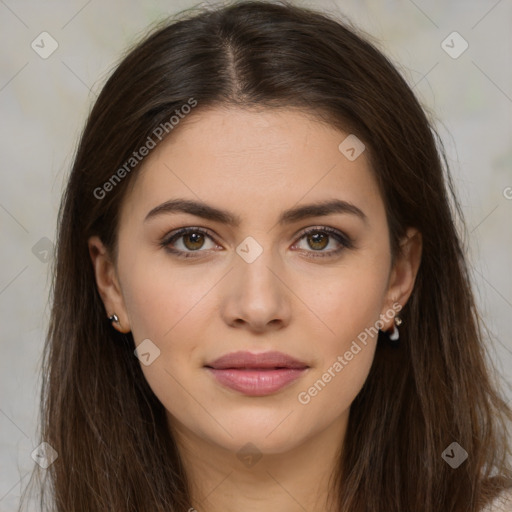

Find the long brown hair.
[{"left": 20, "top": 1, "right": 512, "bottom": 510}]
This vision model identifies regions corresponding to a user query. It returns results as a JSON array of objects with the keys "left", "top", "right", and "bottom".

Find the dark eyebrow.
[{"left": 144, "top": 198, "right": 367, "bottom": 226}]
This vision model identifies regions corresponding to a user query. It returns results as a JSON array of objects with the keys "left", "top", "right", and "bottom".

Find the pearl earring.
[{"left": 388, "top": 316, "right": 402, "bottom": 341}]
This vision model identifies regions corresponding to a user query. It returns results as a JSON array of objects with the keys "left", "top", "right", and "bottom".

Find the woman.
[{"left": 20, "top": 1, "right": 512, "bottom": 511}]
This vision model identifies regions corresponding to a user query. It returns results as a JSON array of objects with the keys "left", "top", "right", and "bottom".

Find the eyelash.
[{"left": 160, "top": 226, "right": 354, "bottom": 260}]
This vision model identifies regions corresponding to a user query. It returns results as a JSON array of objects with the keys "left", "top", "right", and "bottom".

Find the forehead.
[{"left": 120, "top": 106, "right": 383, "bottom": 224}]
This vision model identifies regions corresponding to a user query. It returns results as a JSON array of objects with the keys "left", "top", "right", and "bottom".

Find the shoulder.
[{"left": 481, "top": 489, "right": 512, "bottom": 512}]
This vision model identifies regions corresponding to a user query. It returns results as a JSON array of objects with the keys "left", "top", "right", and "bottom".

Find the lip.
[
  {"left": 205, "top": 350, "right": 309, "bottom": 370},
  {"left": 204, "top": 351, "right": 309, "bottom": 396}
]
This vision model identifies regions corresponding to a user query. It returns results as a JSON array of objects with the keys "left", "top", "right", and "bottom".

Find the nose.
[{"left": 220, "top": 246, "right": 292, "bottom": 333}]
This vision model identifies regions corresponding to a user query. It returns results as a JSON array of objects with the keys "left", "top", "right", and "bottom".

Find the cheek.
[
  {"left": 300, "top": 260, "right": 390, "bottom": 341},
  {"left": 295, "top": 274, "right": 384, "bottom": 416},
  {"left": 297, "top": 339, "right": 376, "bottom": 415},
  {"left": 295, "top": 258, "right": 389, "bottom": 398},
  {"left": 118, "top": 245, "right": 214, "bottom": 343},
  {"left": 119, "top": 264, "right": 210, "bottom": 404}
]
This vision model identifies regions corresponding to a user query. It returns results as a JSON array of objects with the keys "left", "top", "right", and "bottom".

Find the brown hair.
[{"left": 20, "top": 1, "right": 512, "bottom": 510}]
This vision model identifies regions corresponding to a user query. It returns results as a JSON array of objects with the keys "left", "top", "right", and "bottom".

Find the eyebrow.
[{"left": 144, "top": 198, "right": 367, "bottom": 226}]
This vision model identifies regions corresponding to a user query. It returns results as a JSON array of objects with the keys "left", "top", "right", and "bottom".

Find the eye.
[
  {"left": 160, "top": 225, "right": 353, "bottom": 259},
  {"left": 292, "top": 226, "right": 353, "bottom": 258},
  {"left": 160, "top": 227, "right": 219, "bottom": 258}
]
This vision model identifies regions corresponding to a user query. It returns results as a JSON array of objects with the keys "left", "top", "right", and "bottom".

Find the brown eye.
[
  {"left": 306, "top": 232, "right": 329, "bottom": 251},
  {"left": 292, "top": 227, "right": 353, "bottom": 258},
  {"left": 161, "top": 227, "right": 218, "bottom": 257},
  {"left": 182, "top": 232, "right": 206, "bottom": 250}
]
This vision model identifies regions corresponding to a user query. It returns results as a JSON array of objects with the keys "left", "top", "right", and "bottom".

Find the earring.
[
  {"left": 388, "top": 316, "right": 402, "bottom": 342},
  {"left": 108, "top": 313, "right": 119, "bottom": 324}
]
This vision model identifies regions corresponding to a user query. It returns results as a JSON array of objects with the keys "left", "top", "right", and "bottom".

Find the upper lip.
[{"left": 205, "top": 351, "right": 309, "bottom": 370}]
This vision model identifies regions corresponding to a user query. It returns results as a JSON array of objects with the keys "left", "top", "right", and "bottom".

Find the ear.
[
  {"left": 380, "top": 227, "right": 422, "bottom": 330},
  {"left": 88, "top": 235, "right": 131, "bottom": 333}
]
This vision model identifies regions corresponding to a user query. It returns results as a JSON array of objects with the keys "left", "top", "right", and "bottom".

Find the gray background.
[{"left": 1, "top": 0, "right": 511, "bottom": 509}]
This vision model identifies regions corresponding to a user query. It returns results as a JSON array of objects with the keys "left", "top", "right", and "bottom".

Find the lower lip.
[{"left": 206, "top": 368, "right": 308, "bottom": 396}]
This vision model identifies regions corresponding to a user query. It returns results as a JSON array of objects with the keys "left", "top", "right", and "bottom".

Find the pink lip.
[
  {"left": 204, "top": 351, "right": 309, "bottom": 396},
  {"left": 205, "top": 350, "right": 309, "bottom": 370},
  {"left": 206, "top": 368, "right": 308, "bottom": 396}
]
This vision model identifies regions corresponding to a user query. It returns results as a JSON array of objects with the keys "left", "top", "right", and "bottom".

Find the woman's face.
[{"left": 90, "top": 106, "right": 420, "bottom": 457}]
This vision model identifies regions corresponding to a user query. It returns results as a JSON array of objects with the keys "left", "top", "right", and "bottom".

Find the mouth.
[
  {"left": 204, "top": 351, "right": 309, "bottom": 396},
  {"left": 204, "top": 350, "right": 309, "bottom": 370}
]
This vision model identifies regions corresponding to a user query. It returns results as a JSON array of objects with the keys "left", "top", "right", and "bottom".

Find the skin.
[{"left": 89, "top": 106, "right": 422, "bottom": 512}]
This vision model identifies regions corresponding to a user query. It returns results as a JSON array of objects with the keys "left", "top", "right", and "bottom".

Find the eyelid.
[
  {"left": 294, "top": 225, "right": 348, "bottom": 240},
  {"left": 160, "top": 226, "right": 221, "bottom": 249}
]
